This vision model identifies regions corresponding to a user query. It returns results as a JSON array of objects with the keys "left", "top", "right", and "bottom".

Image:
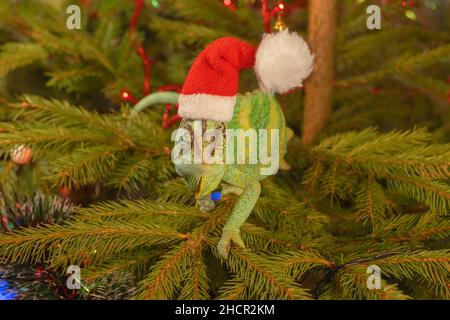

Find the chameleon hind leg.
[{"left": 217, "top": 166, "right": 261, "bottom": 259}]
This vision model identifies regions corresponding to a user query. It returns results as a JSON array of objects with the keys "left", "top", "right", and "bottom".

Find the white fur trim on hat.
[
  {"left": 178, "top": 94, "right": 236, "bottom": 122},
  {"left": 255, "top": 30, "right": 314, "bottom": 94}
]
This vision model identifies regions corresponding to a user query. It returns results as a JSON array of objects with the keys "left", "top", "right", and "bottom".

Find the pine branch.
[
  {"left": 320, "top": 161, "right": 356, "bottom": 201},
  {"left": 359, "top": 250, "right": 450, "bottom": 298},
  {"left": 179, "top": 255, "right": 210, "bottom": 300},
  {"left": 225, "top": 248, "right": 312, "bottom": 300},
  {"left": 148, "top": 16, "right": 228, "bottom": 47},
  {"left": 75, "top": 199, "right": 208, "bottom": 224},
  {"left": 273, "top": 251, "right": 334, "bottom": 280},
  {"left": 154, "top": 178, "right": 196, "bottom": 205},
  {"left": 161, "top": 0, "right": 259, "bottom": 38},
  {"left": 217, "top": 276, "right": 248, "bottom": 300},
  {"left": 134, "top": 201, "right": 231, "bottom": 299},
  {"left": 387, "top": 175, "right": 450, "bottom": 214},
  {"left": 354, "top": 177, "right": 386, "bottom": 228},
  {"left": 82, "top": 248, "right": 161, "bottom": 285},
  {"left": 302, "top": 160, "right": 325, "bottom": 193},
  {"left": 0, "top": 96, "right": 172, "bottom": 191},
  {"left": 334, "top": 266, "right": 412, "bottom": 300},
  {"left": 0, "top": 43, "right": 47, "bottom": 76},
  {"left": 0, "top": 123, "right": 113, "bottom": 156},
  {"left": 373, "top": 211, "right": 450, "bottom": 244},
  {"left": 45, "top": 68, "right": 104, "bottom": 93},
  {"left": 336, "top": 44, "right": 450, "bottom": 87},
  {"left": 107, "top": 155, "right": 172, "bottom": 194},
  {"left": 396, "top": 72, "right": 450, "bottom": 102},
  {"left": 241, "top": 223, "right": 306, "bottom": 252},
  {"left": 49, "top": 145, "right": 121, "bottom": 188},
  {"left": 313, "top": 128, "right": 450, "bottom": 180},
  {"left": 309, "top": 129, "right": 450, "bottom": 215},
  {"left": 0, "top": 219, "right": 187, "bottom": 268}
]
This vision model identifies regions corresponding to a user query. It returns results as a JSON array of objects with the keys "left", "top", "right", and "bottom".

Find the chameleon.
[{"left": 131, "top": 89, "right": 293, "bottom": 259}]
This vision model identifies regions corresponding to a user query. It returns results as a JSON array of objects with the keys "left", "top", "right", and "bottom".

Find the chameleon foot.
[
  {"left": 197, "top": 196, "right": 215, "bottom": 212},
  {"left": 217, "top": 228, "right": 245, "bottom": 259}
]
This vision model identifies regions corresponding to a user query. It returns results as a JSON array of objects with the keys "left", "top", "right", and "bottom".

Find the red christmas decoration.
[
  {"left": 10, "top": 145, "right": 32, "bottom": 165},
  {"left": 261, "top": 1, "right": 289, "bottom": 33},
  {"left": 129, "top": 0, "right": 154, "bottom": 96},
  {"left": 223, "top": 0, "right": 236, "bottom": 11},
  {"left": 371, "top": 87, "right": 382, "bottom": 95},
  {"left": 178, "top": 37, "right": 256, "bottom": 122},
  {"left": 58, "top": 187, "right": 71, "bottom": 199},
  {"left": 158, "top": 85, "right": 182, "bottom": 129},
  {"left": 120, "top": 89, "right": 138, "bottom": 104},
  {"left": 35, "top": 266, "right": 45, "bottom": 278},
  {"left": 121, "top": 0, "right": 181, "bottom": 129}
]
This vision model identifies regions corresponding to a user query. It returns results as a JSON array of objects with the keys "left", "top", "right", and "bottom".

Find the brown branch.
[{"left": 302, "top": 0, "right": 337, "bottom": 145}]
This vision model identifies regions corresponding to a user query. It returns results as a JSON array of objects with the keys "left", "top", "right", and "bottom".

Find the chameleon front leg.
[
  {"left": 196, "top": 183, "right": 243, "bottom": 213},
  {"left": 197, "top": 195, "right": 215, "bottom": 212},
  {"left": 217, "top": 169, "right": 261, "bottom": 259},
  {"left": 221, "top": 183, "right": 243, "bottom": 196}
]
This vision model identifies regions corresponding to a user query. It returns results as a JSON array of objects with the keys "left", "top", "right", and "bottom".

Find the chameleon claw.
[
  {"left": 197, "top": 196, "right": 215, "bottom": 212},
  {"left": 217, "top": 228, "right": 245, "bottom": 259}
]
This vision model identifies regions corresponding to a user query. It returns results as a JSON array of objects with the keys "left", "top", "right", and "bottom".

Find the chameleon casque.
[{"left": 131, "top": 31, "right": 313, "bottom": 259}]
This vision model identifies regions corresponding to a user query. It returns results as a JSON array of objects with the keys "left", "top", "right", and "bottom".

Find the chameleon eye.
[
  {"left": 175, "top": 164, "right": 203, "bottom": 192},
  {"left": 187, "top": 172, "right": 202, "bottom": 192}
]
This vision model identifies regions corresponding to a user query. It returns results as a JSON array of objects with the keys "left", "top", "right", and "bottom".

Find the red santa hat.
[{"left": 178, "top": 30, "right": 314, "bottom": 122}]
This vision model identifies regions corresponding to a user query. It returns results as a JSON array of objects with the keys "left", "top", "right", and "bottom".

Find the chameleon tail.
[{"left": 130, "top": 91, "right": 179, "bottom": 118}]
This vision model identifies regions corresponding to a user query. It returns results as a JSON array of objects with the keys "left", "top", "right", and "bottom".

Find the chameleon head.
[
  {"left": 175, "top": 163, "right": 226, "bottom": 199},
  {"left": 174, "top": 119, "right": 227, "bottom": 199}
]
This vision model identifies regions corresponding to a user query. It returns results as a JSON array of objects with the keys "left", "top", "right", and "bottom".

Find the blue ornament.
[
  {"left": 0, "top": 280, "right": 18, "bottom": 300},
  {"left": 210, "top": 191, "right": 222, "bottom": 201}
]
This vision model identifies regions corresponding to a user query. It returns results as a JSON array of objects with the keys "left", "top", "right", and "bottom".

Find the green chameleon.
[{"left": 131, "top": 90, "right": 293, "bottom": 259}]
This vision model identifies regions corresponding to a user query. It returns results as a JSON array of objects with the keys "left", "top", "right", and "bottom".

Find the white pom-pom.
[{"left": 255, "top": 30, "right": 314, "bottom": 94}]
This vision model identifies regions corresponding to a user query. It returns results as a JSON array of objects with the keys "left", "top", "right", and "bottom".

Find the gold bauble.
[{"left": 273, "top": 13, "right": 288, "bottom": 32}]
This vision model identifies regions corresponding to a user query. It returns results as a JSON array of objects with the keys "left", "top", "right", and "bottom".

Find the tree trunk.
[{"left": 302, "top": 0, "right": 337, "bottom": 145}]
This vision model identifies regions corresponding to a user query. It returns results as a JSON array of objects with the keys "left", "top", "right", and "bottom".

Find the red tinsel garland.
[{"left": 129, "top": 0, "right": 154, "bottom": 96}]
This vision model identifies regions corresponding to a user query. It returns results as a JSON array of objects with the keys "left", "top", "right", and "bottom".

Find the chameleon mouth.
[{"left": 195, "top": 176, "right": 205, "bottom": 199}]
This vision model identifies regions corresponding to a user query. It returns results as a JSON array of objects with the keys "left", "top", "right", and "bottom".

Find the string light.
[
  {"left": 401, "top": 0, "right": 416, "bottom": 7},
  {"left": 120, "top": 1, "right": 154, "bottom": 103},
  {"left": 120, "top": 90, "right": 138, "bottom": 104},
  {"left": 405, "top": 10, "right": 416, "bottom": 20},
  {"left": 223, "top": 0, "right": 236, "bottom": 10}
]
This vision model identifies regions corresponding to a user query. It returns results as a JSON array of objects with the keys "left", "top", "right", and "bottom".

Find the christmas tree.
[{"left": 0, "top": 0, "right": 449, "bottom": 300}]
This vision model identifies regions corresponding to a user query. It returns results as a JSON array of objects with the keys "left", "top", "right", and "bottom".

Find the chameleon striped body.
[
  {"left": 227, "top": 90, "right": 291, "bottom": 175},
  {"left": 132, "top": 90, "right": 292, "bottom": 259}
]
